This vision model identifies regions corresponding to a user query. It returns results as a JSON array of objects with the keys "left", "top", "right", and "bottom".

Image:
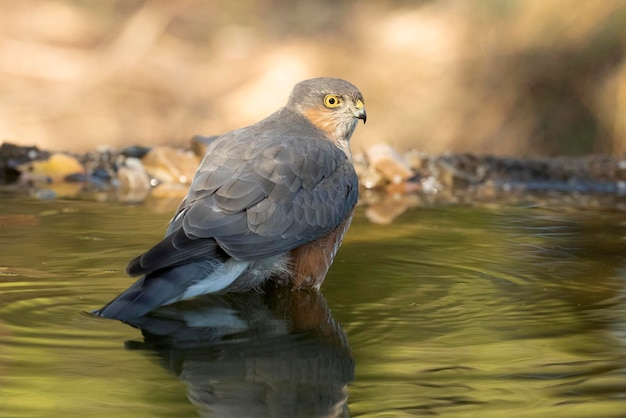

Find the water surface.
[{"left": 0, "top": 197, "right": 625, "bottom": 417}]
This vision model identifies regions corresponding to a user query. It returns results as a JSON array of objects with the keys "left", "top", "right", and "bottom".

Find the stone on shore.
[{"left": 16, "top": 153, "right": 84, "bottom": 183}]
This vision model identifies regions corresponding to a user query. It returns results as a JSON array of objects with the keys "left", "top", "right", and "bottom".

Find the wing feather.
[{"left": 126, "top": 108, "right": 358, "bottom": 274}]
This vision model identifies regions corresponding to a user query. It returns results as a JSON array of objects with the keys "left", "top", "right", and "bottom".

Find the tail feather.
[{"left": 92, "top": 260, "right": 224, "bottom": 321}]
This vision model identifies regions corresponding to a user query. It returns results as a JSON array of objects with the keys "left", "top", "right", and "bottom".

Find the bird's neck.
[{"left": 300, "top": 108, "right": 356, "bottom": 160}]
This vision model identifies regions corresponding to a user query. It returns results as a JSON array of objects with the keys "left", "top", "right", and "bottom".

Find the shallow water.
[{"left": 0, "top": 197, "right": 625, "bottom": 417}]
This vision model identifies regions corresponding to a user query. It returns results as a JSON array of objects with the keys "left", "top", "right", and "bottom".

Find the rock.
[
  {"left": 16, "top": 152, "right": 84, "bottom": 183},
  {"left": 116, "top": 158, "right": 152, "bottom": 204},
  {"left": 353, "top": 155, "right": 384, "bottom": 189},
  {"left": 404, "top": 149, "right": 428, "bottom": 171},
  {"left": 121, "top": 145, "right": 152, "bottom": 159},
  {"left": 365, "top": 143, "right": 414, "bottom": 184},
  {"left": 141, "top": 146, "right": 200, "bottom": 185},
  {"left": 0, "top": 142, "right": 50, "bottom": 184}
]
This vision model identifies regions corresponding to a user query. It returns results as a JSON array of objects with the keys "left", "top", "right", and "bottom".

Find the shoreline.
[{"left": 2, "top": 141, "right": 626, "bottom": 223}]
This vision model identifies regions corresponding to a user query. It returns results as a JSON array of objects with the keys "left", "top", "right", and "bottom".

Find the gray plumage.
[{"left": 93, "top": 77, "right": 366, "bottom": 321}]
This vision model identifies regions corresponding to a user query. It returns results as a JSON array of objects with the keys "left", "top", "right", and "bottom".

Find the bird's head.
[{"left": 287, "top": 77, "right": 366, "bottom": 156}]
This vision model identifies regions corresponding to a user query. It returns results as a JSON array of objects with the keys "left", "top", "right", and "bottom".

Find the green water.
[{"left": 0, "top": 197, "right": 625, "bottom": 417}]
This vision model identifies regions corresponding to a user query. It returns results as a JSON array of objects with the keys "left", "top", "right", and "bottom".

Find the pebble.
[{"left": 365, "top": 143, "right": 414, "bottom": 184}]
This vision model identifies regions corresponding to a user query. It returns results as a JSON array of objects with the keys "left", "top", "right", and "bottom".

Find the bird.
[{"left": 92, "top": 77, "right": 366, "bottom": 321}]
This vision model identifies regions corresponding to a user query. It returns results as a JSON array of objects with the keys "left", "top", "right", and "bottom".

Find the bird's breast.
[{"left": 289, "top": 208, "right": 355, "bottom": 289}]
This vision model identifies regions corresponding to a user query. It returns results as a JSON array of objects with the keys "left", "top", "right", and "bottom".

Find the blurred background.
[{"left": 1, "top": 0, "right": 625, "bottom": 157}]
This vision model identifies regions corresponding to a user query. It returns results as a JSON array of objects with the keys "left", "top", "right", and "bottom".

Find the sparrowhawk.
[{"left": 94, "top": 77, "right": 366, "bottom": 320}]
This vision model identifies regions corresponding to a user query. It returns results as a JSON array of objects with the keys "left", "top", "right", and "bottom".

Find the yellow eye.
[{"left": 323, "top": 94, "right": 342, "bottom": 108}]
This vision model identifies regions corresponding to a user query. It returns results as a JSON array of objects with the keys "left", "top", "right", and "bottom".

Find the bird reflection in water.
[{"left": 123, "top": 287, "right": 354, "bottom": 418}]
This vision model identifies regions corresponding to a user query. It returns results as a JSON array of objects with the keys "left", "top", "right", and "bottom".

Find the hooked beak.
[{"left": 354, "top": 99, "right": 367, "bottom": 124}]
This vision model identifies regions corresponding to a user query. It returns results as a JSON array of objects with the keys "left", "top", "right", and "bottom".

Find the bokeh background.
[{"left": 1, "top": 0, "right": 625, "bottom": 156}]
